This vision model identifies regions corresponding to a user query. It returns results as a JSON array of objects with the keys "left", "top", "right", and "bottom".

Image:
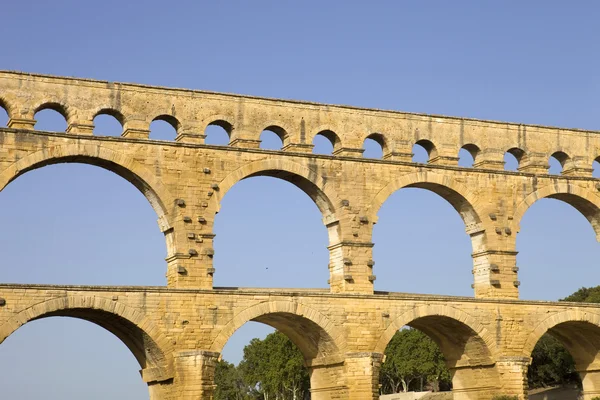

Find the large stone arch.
[
  {"left": 213, "top": 158, "right": 341, "bottom": 222},
  {"left": 375, "top": 305, "right": 499, "bottom": 399},
  {"left": 513, "top": 182, "right": 600, "bottom": 241},
  {"left": 0, "top": 295, "right": 174, "bottom": 383},
  {"left": 368, "top": 171, "right": 483, "bottom": 230},
  {"left": 0, "top": 143, "right": 176, "bottom": 234},
  {"left": 210, "top": 300, "right": 346, "bottom": 360}
]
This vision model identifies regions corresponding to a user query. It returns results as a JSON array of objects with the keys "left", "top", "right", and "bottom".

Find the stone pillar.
[
  {"left": 282, "top": 142, "right": 314, "bottom": 153},
  {"left": 496, "top": 356, "right": 529, "bottom": 399},
  {"left": 450, "top": 364, "right": 499, "bottom": 400},
  {"left": 123, "top": 119, "right": 150, "bottom": 139},
  {"left": 472, "top": 249, "right": 519, "bottom": 299},
  {"left": 562, "top": 156, "right": 594, "bottom": 177},
  {"left": 579, "top": 367, "right": 600, "bottom": 400},
  {"left": 518, "top": 152, "right": 548, "bottom": 174},
  {"left": 306, "top": 356, "right": 348, "bottom": 400},
  {"left": 473, "top": 149, "right": 505, "bottom": 170},
  {"left": 344, "top": 352, "right": 384, "bottom": 400},
  {"left": 172, "top": 350, "right": 219, "bottom": 400},
  {"left": 229, "top": 127, "right": 260, "bottom": 148},
  {"left": 328, "top": 241, "right": 374, "bottom": 294},
  {"left": 66, "top": 119, "right": 95, "bottom": 135},
  {"left": 429, "top": 145, "right": 459, "bottom": 166},
  {"left": 333, "top": 147, "right": 365, "bottom": 157},
  {"left": 7, "top": 117, "right": 36, "bottom": 129}
]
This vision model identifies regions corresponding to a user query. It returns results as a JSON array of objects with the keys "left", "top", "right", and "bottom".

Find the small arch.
[
  {"left": 34, "top": 103, "right": 69, "bottom": 132},
  {"left": 459, "top": 144, "right": 480, "bottom": 168},
  {"left": 550, "top": 151, "right": 570, "bottom": 175},
  {"left": 312, "top": 129, "right": 340, "bottom": 155},
  {"left": 0, "top": 99, "right": 8, "bottom": 127},
  {"left": 593, "top": 157, "right": 600, "bottom": 178},
  {"left": 412, "top": 139, "right": 437, "bottom": 163},
  {"left": 149, "top": 115, "right": 180, "bottom": 141},
  {"left": 93, "top": 109, "right": 125, "bottom": 136},
  {"left": 0, "top": 295, "right": 173, "bottom": 379},
  {"left": 259, "top": 125, "right": 287, "bottom": 150},
  {"left": 205, "top": 119, "right": 232, "bottom": 146},
  {"left": 363, "top": 133, "right": 385, "bottom": 159},
  {"left": 504, "top": 147, "right": 525, "bottom": 171},
  {"left": 513, "top": 183, "right": 600, "bottom": 241}
]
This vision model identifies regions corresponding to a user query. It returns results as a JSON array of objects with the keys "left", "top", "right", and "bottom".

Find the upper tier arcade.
[{"left": 2, "top": 70, "right": 600, "bottom": 300}]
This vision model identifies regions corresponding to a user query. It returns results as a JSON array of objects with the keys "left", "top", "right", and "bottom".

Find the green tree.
[
  {"left": 215, "top": 360, "right": 252, "bottom": 400},
  {"left": 380, "top": 328, "right": 450, "bottom": 394},
  {"left": 239, "top": 331, "right": 309, "bottom": 400}
]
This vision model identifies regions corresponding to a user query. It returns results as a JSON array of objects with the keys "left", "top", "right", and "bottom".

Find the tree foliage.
[
  {"left": 215, "top": 331, "right": 309, "bottom": 400},
  {"left": 380, "top": 328, "right": 451, "bottom": 394}
]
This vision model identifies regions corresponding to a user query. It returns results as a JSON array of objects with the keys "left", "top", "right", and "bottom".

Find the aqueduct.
[{"left": 1, "top": 71, "right": 600, "bottom": 399}]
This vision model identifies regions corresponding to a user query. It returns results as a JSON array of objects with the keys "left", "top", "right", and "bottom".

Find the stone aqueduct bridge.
[{"left": 1, "top": 72, "right": 600, "bottom": 399}]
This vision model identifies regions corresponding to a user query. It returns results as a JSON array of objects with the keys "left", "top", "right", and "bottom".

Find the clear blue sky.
[{"left": 1, "top": 1, "right": 600, "bottom": 398}]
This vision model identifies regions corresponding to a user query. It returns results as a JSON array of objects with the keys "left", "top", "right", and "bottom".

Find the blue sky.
[{"left": 1, "top": 1, "right": 600, "bottom": 398}]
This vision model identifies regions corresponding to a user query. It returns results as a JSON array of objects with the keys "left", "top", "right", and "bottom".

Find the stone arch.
[
  {"left": 523, "top": 309, "right": 600, "bottom": 358},
  {"left": 375, "top": 305, "right": 499, "bottom": 397},
  {"left": 94, "top": 107, "right": 127, "bottom": 126},
  {"left": 213, "top": 158, "right": 341, "bottom": 221},
  {"left": 0, "top": 295, "right": 174, "bottom": 382},
  {"left": 259, "top": 120, "right": 292, "bottom": 147},
  {"left": 33, "top": 101, "right": 73, "bottom": 125},
  {"left": 0, "top": 144, "right": 177, "bottom": 249},
  {"left": 368, "top": 171, "right": 483, "bottom": 232},
  {"left": 201, "top": 114, "right": 236, "bottom": 137},
  {"left": 513, "top": 183, "right": 600, "bottom": 240},
  {"left": 310, "top": 125, "right": 342, "bottom": 152},
  {"left": 210, "top": 300, "right": 346, "bottom": 360},
  {"left": 375, "top": 304, "right": 495, "bottom": 359}
]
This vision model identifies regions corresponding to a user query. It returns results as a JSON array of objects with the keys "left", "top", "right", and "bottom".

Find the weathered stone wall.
[{"left": 2, "top": 72, "right": 600, "bottom": 399}]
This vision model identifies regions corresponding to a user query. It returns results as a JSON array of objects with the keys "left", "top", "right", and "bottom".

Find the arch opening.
[
  {"left": 213, "top": 304, "right": 345, "bottom": 400},
  {"left": 34, "top": 105, "right": 68, "bottom": 132},
  {"left": 0, "top": 317, "right": 152, "bottom": 400},
  {"left": 0, "top": 160, "right": 170, "bottom": 286},
  {"left": 378, "top": 314, "right": 497, "bottom": 398},
  {"left": 312, "top": 130, "right": 340, "bottom": 155},
  {"left": 593, "top": 157, "right": 600, "bottom": 178},
  {"left": 363, "top": 133, "right": 385, "bottom": 159},
  {"left": 93, "top": 110, "right": 124, "bottom": 136},
  {"left": 149, "top": 115, "right": 179, "bottom": 141},
  {"left": 213, "top": 175, "right": 330, "bottom": 289},
  {"left": 259, "top": 126, "right": 286, "bottom": 150},
  {"left": 0, "top": 100, "right": 8, "bottom": 127},
  {"left": 205, "top": 120, "right": 232, "bottom": 145},
  {"left": 516, "top": 196, "right": 600, "bottom": 300},
  {"left": 459, "top": 144, "right": 480, "bottom": 168},
  {"left": 525, "top": 319, "right": 600, "bottom": 399},
  {"left": 504, "top": 148, "right": 525, "bottom": 171},
  {"left": 412, "top": 140, "right": 436, "bottom": 163},
  {"left": 373, "top": 184, "right": 478, "bottom": 296},
  {"left": 550, "top": 151, "right": 570, "bottom": 175}
]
